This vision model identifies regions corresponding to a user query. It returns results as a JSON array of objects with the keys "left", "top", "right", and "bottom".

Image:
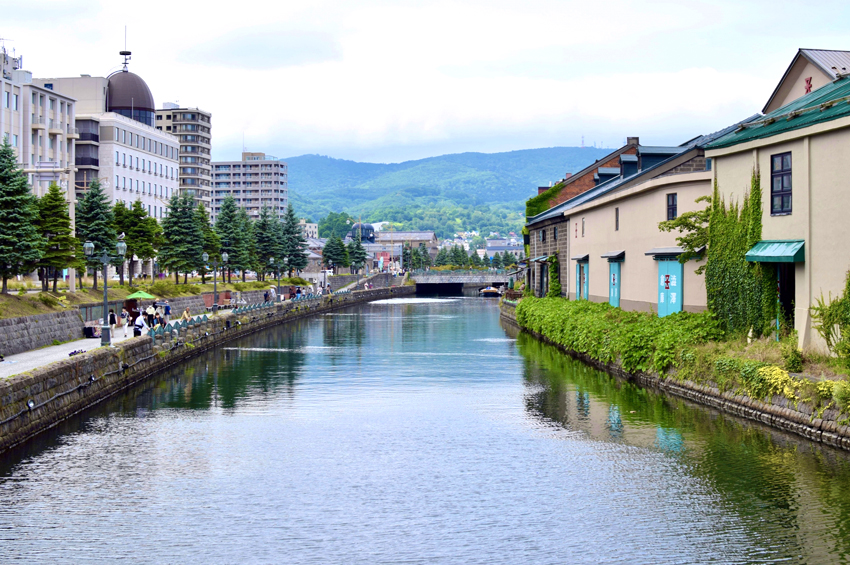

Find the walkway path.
[{"left": 0, "top": 316, "right": 204, "bottom": 380}]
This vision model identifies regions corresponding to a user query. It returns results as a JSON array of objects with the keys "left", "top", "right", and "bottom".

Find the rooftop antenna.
[
  {"left": 120, "top": 26, "right": 131, "bottom": 71},
  {"left": 581, "top": 135, "right": 585, "bottom": 148}
]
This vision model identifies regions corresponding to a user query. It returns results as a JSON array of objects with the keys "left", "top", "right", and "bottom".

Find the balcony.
[
  {"left": 78, "top": 132, "right": 99, "bottom": 143},
  {"left": 31, "top": 116, "right": 46, "bottom": 129},
  {"left": 66, "top": 126, "right": 79, "bottom": 139}
]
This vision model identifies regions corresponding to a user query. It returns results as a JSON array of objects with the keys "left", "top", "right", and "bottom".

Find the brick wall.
[
  {"left": 548, "top": 147, "right": 637, "bottom": 208},
  {"left": 655, "top": 156, "right": 707, "bottom": 178}
]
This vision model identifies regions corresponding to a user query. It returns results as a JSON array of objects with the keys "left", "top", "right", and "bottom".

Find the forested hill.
[{"left": 285, "top": 146, "right": 611, "bottom": 238}]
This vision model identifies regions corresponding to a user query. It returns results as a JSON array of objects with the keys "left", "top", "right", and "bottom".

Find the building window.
[
  {"left": 581, "top": 217, "right": 585, "bottom": 237},
  {"left": 3, "top": 92, "right": 8, "bottom": 108},
  {"left": 615, "top": 207, "right": 619, "bottom": 231},
  {"left": 116, "top": 175, "right": 119, "bottom": 188},
  {"left": 667, "top": 193, "right": 677, "bottom": 220},
  {"left": 13, "top": 94, "right": 18, "bottom": 110},
  {"left": 115, "top": 151, "right": 119, "bottom": 165},
  {"left": 771, "top": 152, "right": 792, "bottom": 214}
]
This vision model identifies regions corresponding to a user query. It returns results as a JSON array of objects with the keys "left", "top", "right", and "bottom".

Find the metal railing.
[{"left": 411, "top": 268, "right": 510, "bottom": 276}]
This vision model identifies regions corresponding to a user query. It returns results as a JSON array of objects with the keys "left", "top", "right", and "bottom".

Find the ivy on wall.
[
  {"left": 547, "top": 254, "right": 562, "bottom": 298},
  {"left": 705, "top": 169, "right": 776, "bottom": 336},
  {"left": 525, "top": 181, "right": 566, "bottom": 218}
]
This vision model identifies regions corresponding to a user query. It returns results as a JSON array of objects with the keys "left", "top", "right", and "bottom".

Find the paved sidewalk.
[{"left": 0, "top": 315, "right": 206, "bottom": 380}]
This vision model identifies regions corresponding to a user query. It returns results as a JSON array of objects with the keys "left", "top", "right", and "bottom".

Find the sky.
[{"left": 3, "top": 0, "right": 850, "bottom": 163}]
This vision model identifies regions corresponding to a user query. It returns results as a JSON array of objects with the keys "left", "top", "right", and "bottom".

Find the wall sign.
[{"left": 657, "top": 258, "right": 683, "bottom": 317}]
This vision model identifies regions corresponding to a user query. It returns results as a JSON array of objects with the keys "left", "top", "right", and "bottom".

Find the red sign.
[
  {"left": 664, "top": 274, "right": 670, "bottom": 290},
  {"left": 805, "top": 77, "right": 813, "bottom": 94}
]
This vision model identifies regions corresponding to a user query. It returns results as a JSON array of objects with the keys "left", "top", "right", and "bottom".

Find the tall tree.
[
  {"left": 347, "top": 232, "right": 368, "bottom": 274},
  {"left": 120, "top": 200, "right": 159, "bottom": 285},
  {"left": 434, "top": 247, "right": 448, "bottom": 267},
  {"left": 75, "top": 178, "right": 115, "bottom": 291},
  {"left": 281, "top": 203, "right": 309, "bottom": 276},
  {"left": 322, "top": 234, "right": 348, "bottom": 272},
  {"left": 194, "top": 203, "right": 220, "bottom": 284},
  {"left": 318, "top": 211, "right": 354, "bottom": 238},
  {"left": 214, "top": 195, "right": 243, "bottom": 283},
  {"left": 37, "top": 183, "right": 79, "bottom": 292},
  {"left": 0, "top": 139, "right": 43, "bottom": 293},
  {"left": 492, "top": 252, "right": 503, "bottom": 269},
  {"left": 254, "top": 206, "right": 278, "bottom": 281},
  {"left": 235, "top": 207, "right": 257, "bottom": 282},
  {"left": 468, "top": 249, "right": 482, "bottom": 267},
  {"left": 112, "top": 201, "right": 131, "bottom": 285},
  {"left": 418, "top": 243, "right": 432, "bottom": 268},
  {"left": 159, "top": 192, "right": 203, "bottom": 283}
]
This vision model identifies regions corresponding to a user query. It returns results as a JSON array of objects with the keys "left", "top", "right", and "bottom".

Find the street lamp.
[
  {"left": 84, "top": 239, "right": 127, "bottom": 346},
  {"left": 203, "top": 251, "right": 228, "bottom": 312}
]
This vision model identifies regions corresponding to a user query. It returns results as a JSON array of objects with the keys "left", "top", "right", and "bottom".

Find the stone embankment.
[
  {"left": 0, "top": 310, "right": 85, "bottom": 356},
  {"left": 0, "top": 285, "right": 415, "bottom": 454},
  {"left": 500, "top": 300, "right": 850, "bottom": 451}
]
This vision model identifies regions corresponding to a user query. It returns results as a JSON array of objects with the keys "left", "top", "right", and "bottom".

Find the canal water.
[{"left": 2, "top": 297, "right": 850, "bottom": 564}]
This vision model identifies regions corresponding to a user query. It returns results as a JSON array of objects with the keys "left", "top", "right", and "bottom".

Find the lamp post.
[
  {"left": 203, "top": 251, "right": 228, "bottom": 312},
  {"left": 83, "top": 239, "right": 127, "bottom": 346}
]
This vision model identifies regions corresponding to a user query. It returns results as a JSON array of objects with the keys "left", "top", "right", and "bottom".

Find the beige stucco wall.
[
  {"left": 765, "top": 59, "right": 832, "bottom": 113},
  {"left": 709, "top": 123, "right": 850, "bottom": 350},
  {"left": 565, "top": 172, "right": 710, "bottom": 311}
]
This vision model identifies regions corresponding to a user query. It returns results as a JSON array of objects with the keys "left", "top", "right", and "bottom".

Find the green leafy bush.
[
  {"left": 516, "top": 296, "right": 723, "bottom": 374},
  {"left": 781, "top": 340, "right": 803, "bottom": 373},
  {"left": 834, "top": 380, "right": 850, "bottom": 413},
  {"left": 37, "top": 293, "right": 59, "bottom": 307},
  {"left": 148, "top": 281, "right": 176, "bottom": 297}
]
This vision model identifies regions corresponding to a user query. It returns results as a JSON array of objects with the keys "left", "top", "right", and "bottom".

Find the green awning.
[{"left": 745, "top": 240, "right": 805, "bottom": 263}]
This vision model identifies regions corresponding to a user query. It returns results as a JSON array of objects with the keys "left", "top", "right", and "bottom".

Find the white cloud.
[{"left": 3, "top": 0, "right": 848, "bottom": 162}]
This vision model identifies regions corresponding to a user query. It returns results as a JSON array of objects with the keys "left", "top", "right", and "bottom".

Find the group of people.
[{"left": 105, "top": 300, "right": 196, "bottom": 338}]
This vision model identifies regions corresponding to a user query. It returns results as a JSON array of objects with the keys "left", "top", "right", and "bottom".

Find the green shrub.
[
  {"left": 148, "top": 281, "right": 176, "bottom": 297},
  {"left": 186, "top": 285, "right": 201, "bottom": 295},
  {"left": 516, "top": 296, "right": 723, "bottom": 374},
  {"left": 816, "top": 380, "right": 835, "bottom": 402},
  {"left": 17, "top": 288, "right": 26, "bottom": 296},
  {"left": 834, "top": 380, "right": 850, "bottom": 413},
  {"left": 37, "top": 293, "right": 59, "bottom": 307},
  {"left": 781, "top": 340, "right": 803, "bottom": 373}
]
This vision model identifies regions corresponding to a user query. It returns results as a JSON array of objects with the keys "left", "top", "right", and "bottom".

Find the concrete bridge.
[{"left": 411, "top": 272, "right": 514, "bottom": 293}]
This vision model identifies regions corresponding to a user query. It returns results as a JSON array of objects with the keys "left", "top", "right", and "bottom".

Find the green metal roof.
[
  {"left": 745, "top": 240, "right": 805, "bottom": 263},
  {"left": 707, "top": 76, "right": 850, "bottom": 149}
]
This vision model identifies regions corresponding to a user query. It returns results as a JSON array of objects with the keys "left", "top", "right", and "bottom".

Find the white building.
[{"left": 211, "top": 152, "right": 288, "bottom": 222}]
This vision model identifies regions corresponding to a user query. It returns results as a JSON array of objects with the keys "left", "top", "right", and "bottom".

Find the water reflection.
[{"left": 516, "top": 329, "right": 850, "bottom": 563}]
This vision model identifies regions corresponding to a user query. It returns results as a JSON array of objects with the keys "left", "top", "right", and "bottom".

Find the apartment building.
[
  {"left": 211, "top": 152, "right": 288, "bottom": 222},
  {"left": 1, "top": 48, "right": 78, "bottom": 197},
  {"left": 34, "top": 53, "right": 179, "bottom": 210},
  {"left": 299, "top": 219, "right": 318, "bottom": 238},
  {"left": 155, "top": 104, "right": 212, "bottom": 208}
]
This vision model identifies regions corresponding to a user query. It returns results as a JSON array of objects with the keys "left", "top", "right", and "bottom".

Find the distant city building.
[
  {"left": 155, "top": 104, "right": 212, "bottom": 208},
  {"left": 345, "top": 222, "right": 375, "bottom": 243},
  {"left": 299, "top": 219, "right": 318, "bottom": 238},
  {"left": 33, "top": 52, "right": 179, "bottom": 211},
  {"left": 211, "top": 152, "right": 288, "bottom": 222},
  {"left": 374, "top": 230, "right": 438, "bottom": 259},
  {"left": 1, "top": 47, "right": 79, "bottom": 197}
]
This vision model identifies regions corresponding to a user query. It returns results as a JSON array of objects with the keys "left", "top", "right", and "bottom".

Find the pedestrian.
[
  {"left": 296, "top": 286, "right": 302, "bottom": 298},
  {"left": 264, "top": 291, "right": 269, "bottom": 303},
  {"left": 120, "top": 307, "right": 129, "bottom": 337},
  {"left": 163, "top": 300, "right": 171, "bottom": 323},
  {"left": 146, "top": 304, "right": 156, "bottom": 326},
  {"left": 133, "top": 313, "right": 149, "bottom": 337},
  {"left": 108, "top": 309, "right": 117, "bottom": 333},
  {"left": 182, "top": 307, "right": 192, "bottom": 322}
]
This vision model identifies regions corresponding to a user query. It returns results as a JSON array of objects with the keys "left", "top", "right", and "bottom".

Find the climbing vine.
[
  {"left": 704, "top": 169, "right": 775, "bottom": 336},
  {"left": 547, "top": 254, "right": 562, "bottom": 298}
]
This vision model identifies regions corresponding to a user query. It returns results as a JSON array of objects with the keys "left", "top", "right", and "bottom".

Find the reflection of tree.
[{"left": 516, "top": 330, "right": 850, "bottom": 562}]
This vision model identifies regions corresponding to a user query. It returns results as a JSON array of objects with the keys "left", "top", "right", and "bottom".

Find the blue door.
[
  {"left": 657, "top": 259, "right": 683, "bottom": 317},
  {"left": 609, "top": 262, "right": 621, "bottom": 307},
  {"left": 576, "top": 262, "right": 588, "bottom": 300}
]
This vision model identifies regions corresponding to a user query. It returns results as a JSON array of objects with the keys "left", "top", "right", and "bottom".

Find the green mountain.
[{"left": 285, "top": 147, "right": 611, "bottom": 238}]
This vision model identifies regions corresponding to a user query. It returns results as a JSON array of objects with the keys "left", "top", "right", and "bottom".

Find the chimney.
[
  {"left": 564, "top": 173, "right": 573, "bottom": 180},
  {"left": 627, "top": 136, "right": 639, "bottom": 146},
  {"left": 537, "top": 186, "right": 549, "bottom": 195}
]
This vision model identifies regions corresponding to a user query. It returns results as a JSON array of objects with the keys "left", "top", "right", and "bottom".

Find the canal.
[{"left": 1, "top": 297, "right": 850, "bottom": 564}]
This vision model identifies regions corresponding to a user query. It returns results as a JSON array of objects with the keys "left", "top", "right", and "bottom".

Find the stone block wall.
[
  {"left": 0, "top": 310, "right": 85, "bottom": 356},
  {"left": 0, "top": 285, "right": 416, "bottom": 453}
]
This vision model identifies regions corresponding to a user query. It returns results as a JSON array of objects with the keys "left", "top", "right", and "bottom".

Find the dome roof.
[
  {"left": 351, "top": 223, "right": 374, "bottom": 231},
  {"left": 106, "top": 70, "right": 154, "bottom": 112}
]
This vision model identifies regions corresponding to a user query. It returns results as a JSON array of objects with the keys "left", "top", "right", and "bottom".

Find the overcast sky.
[{"left": 4, "top": 0, "right": 849, "bottom": 163}]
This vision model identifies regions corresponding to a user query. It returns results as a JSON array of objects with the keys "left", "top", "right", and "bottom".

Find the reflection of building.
[
  {"left": 211, "top": 152, "right": 288, "bottom": 222},
  {"left": 156, "top": 104, "right": 212, "bottom": 208},
  {"left": 299, "top": 219, "right": 318, "bottom": 238}
]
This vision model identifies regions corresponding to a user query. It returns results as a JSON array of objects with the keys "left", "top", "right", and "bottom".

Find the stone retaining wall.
[
  {"left": 0, "top": 310, "right": 85, "bottom": 356},
  {"left": 500, "top": 300, "right": 850, "bottom": 451},
  {"left": 0, "top": 285, "right": 416, "bottom": 454}
]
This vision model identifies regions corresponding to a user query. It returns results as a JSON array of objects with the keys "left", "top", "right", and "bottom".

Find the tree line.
[
  {"left": 0, "top": 139, "right": 309, "bottom": 293},
  {"left": 432, "top": 245, "right": 520, "bottom": 269}
]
